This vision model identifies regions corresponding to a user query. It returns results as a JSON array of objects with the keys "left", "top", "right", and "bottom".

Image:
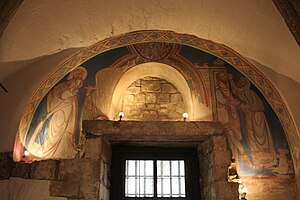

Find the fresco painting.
[
  {"left": 231, "top": 75, "right": 277, "bottom": 168},
  {"left": 23, "top": 47, "right": 129, "bottom": 161},
  {"left": 25, "top": 67, "right": 87, "bottom": 160},
  {"left": 81, "top": 85, "right": 108, "bottom": 121},
  {"left": 22, "top": 43, "right": 294, "bottom": 176},
  {"left": 213, "top": 71, "right": 292, "bottom": 175},
  {"left": 215, "top": 71, "right": 253, "bottom": 168}
]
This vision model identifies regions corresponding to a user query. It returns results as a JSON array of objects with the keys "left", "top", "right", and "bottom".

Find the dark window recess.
[{"left": 111, "top": 146, "right": 201, "bottom": 200}]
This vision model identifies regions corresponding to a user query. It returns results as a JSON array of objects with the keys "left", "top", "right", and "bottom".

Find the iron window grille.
[{"left": 111, "top": 146, "right": 200, "bottom": 200}]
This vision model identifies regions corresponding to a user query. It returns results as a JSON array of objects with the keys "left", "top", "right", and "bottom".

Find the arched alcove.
[
  {"left": 11, "top": 31, "right": 300, "bottom": 200},
  {"left": 110, "top": 62, "right": 193, "bottom": 120}
]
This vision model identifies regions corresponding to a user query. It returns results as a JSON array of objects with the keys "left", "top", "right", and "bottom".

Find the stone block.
[
  {"left": 84, "top": 137, "right": 103, "bottom": 159},
  {"left": 207, "top": 167, "right": 215, "bottom": 185},
  {"left": 200, "top": 142, "right": 208, "bottom": 157},
  {"left": 215, "top": 181, "right": 239, "bottom": 200},
  {"left": 67, "top": 199, "right": 83, "bottom": 200},
  {"left": 80, "top": 159, "right": 100, "bottom": 182},
  {"left": 203, "top": 186, "right": 211, "bottom": 199},
  {"left": 134, "top": 79, "right": 141, "bottom": 87},
  {"left": 200, "top": 137, "right": 214, "bottom": 156},
  {"left": 128, "top": 108, "right": 141, "bottom": 116},
  {"left": 214, "top": 150, "right": 231, "bottom": 167},
  {"left": 200, "top": 159, "right": 207, "bottom": 170},
  {"left": 214, "top": 165, "right": 228, "bottom": 182},
  {"left": 58, "top": 159, "right": 81, "bottom": 182},
  {"left": 99, "top": 183, "right": 110, "bottom": 200},
  {"left": 141, "top": 110, "right": 158, "bottom": 120},
  {"left": 30, "top": 160, "right": 57, "bottom": 180},
  {"left": 7, "top": 177, "right": 67, "bottom": 200},
  {"left": 170, "top": 93, "right": 183, "bottom": 103},
  {"left": 50, "top": 180, "right": 80, "bottom": 198},
  {"left": 125, "top": 108, "right": 141, "bottom": 116},
  {"left": 212, "top": 135, "right": 228, "bottom": 153},
  {"left": 59, "top": 158, "right": 100, "bottom": 182},
  {"left": 0, "top": 179, "right": 9, "bottom": 199},
  {"left": 100, "top": 140, "right": 111, "bottom": 164},
  {"left": 204, "top": 152, "right": 215, "bottom": 170},
  {"left": 200, "top": 171, "right": 210, "bottom": 186},
  {"left": 123, "top": 94, "right": 134, "bottom": 105},
  {"left": 100, "top": 159, "right": 110, "bottom": 187},
  {"left": 125, "top": 86, "right": 140, "bottom": 94},
  {"left": 145, "top": 103, "right": 159, "bottom": 110},
  {"left": 145, "top": 93, "right": 156, "bottom": 102},
  {"left": 157, "top": 93, "right": 170, "bottom": 103},
  {"left": 175, "top": 103, "right": 184, "bottom": 113},
  {"left": 142, "top": 77, "right": 159, "bottom": 81},
  {"left": 135, "top": 102, "right": 146, "bottom": 109},
  {"left": 162, "top": 83, "right": 177, "bottom": 93},
  {"left": 201, "top": 164, "right": 213, "bottom": 184},
  {"left": 123, "top": 105, "right": 132, "bottom": 113},
  {"left": 135, "top": 93, "right": 146, "bottom": 102},
  {"left": 168, "top": 110, "right": 181, "bottom": 119},
  {"left": 123, "top": 105, "right": 139, "bottom": 115},
  {"left": 210, "top": 184, "right": 217, "bottom": 200},
  {"left": 0, "top": 153, "right": 13, "bottom": 179},
  {"left": 11, "top": 162, "right": 30, "bottom": 178},
  {"left": 79, "top": 181, "right": 100, "bottom": 200},
  {"left": 141, "top": 80, "right": 161, "bottom": 92},
  {"left": 83, "top": 121, "right": 223, "bottom": 139},
  {"left": 158, "top": 107, "right": 169, "bottom": 115}
]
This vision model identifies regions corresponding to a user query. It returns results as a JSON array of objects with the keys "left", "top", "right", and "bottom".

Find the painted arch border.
[{"left": 14, "top": 30, "right": 300, "bottom": 174}]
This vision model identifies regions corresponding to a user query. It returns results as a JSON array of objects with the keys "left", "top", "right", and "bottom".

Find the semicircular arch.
[
  {"left": 110, "top": 62, "right": 193, "bottom": 120},
  {"left": 14, "top": 30, "right": 300, "bottom": 177}
]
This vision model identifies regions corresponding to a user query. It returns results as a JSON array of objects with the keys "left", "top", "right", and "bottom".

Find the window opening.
[
  {"left": 111, "top": 146, "right": 200, "bottom": 200},
  {"left": 125, "top": 160, "right": 154, "bottom": 197},
  {"left": 157, "top": 160, "right": 185, "bottom": 197}
]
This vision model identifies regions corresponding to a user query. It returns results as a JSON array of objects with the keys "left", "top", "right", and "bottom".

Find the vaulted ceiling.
[
  {"left": 0, "top": 0, "right": 299, "bottom": 152},
  {"left": 0, "top": 0, "right": 299, "bottom": 82}
]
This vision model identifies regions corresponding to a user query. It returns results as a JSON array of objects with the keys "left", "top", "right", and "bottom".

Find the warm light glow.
[
  {"left": 183, "top": 113, "right": 189, "bottom": 120},
  {"left": 110, "top": 62, "right": 193, "bottom": 120},
  {"left": 24, "top": 150, "right": 30, "bottom": 156},
  {"left": 241, "top": 187, "right": 248, "bottom": 194},
  {"left": 119, "top": 112, "right": 125, "bottom": 119}
]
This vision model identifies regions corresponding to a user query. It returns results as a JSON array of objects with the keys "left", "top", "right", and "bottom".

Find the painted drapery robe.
[
  {"left": 215, "top": 72, "right": 278, "bottom": 170},
  {"left": 234, "top": 78, "right": 277, "bottom": 168},
  {"left": 215, "top": 72, "right": 252, "bottom": 167},
  {"left": 26, "top": 67, "right": 87, "bottom": 160}
]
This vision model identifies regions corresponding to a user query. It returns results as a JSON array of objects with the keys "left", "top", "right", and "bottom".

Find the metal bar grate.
[
  {"left": 157, "top": 160, "right": 186, "bottom": 197},
  {"left": 125, "top": 159, "right": 186, "bottom": 198},
  {"left": 125, "top": 160, "right": 154, "bottom": 197}
]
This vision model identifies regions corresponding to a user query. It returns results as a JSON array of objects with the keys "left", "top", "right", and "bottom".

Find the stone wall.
[
  {"left": 122, "top": 76, "right": 184, "bottom": 121},
  {"left": 0, "top": 177, "right": 66, "bottom": 200},
  {"left": 0, "top": 137, "right": 110, "bottom": 200},
  {"left": 197, "top": 134, "right": 298, "bottom": 200},
  {"left": 1, "top": 121, "right": 298, "bottom": 200},
  {"left": 0, "top": 153, "right": 66, "bottom": 200},
  {"left": 198, "top": 135, "right": 239, "bottom": 200}
]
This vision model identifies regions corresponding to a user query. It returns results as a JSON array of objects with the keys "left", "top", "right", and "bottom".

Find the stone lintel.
[{"left": 82, "top": 120, "right": 224, "bottom": 142}]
